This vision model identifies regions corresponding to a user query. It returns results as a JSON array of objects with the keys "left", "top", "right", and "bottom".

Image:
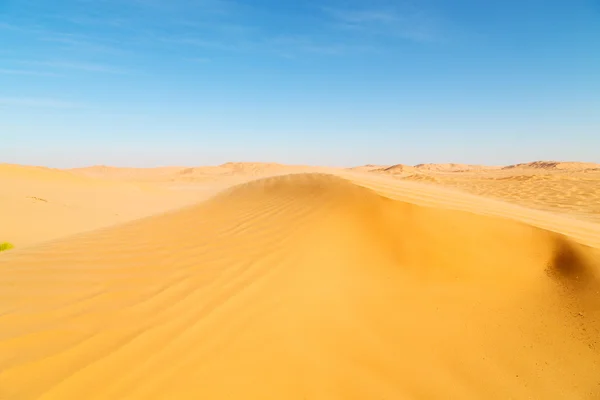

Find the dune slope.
[{"left": 1, "top": 173, "right": 599, "bottom": 399}]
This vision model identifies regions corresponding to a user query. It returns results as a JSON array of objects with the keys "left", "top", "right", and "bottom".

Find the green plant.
[{"left": 0, "top": 242, "right": 14, "bottom": 252}]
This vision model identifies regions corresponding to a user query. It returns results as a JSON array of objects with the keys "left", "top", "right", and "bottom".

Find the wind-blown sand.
[
  {"left": 1, "top": 164, "right": 600, "bottom": 399},
  {"left": 0, "top": 164, "right": 226, "bottom": 247}
]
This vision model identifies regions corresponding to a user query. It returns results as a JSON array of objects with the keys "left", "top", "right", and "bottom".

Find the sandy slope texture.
[
  {"left": 0, "top": 164, "right": 218, "bottom": 248},
  {"left": 1, "top": 173, "right": 599, "bottom": 399},
  {"left": 391, "top": 168, "right": 600, "bottom": 224},
  {"left": 354, "top": 160, "right": 600, "bottom": 223}
]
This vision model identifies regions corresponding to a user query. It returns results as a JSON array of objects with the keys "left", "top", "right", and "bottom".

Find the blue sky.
[{"left": 1, "top": 0, "right": 599, "bottom": 167}]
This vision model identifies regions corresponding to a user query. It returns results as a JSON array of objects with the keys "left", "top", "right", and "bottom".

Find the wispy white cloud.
[
  {"left": 164, "top": 33, "right": 377, "bottom": 57},
  {"left": 0, "top": 97, "right": 83, "bottom": 109},
  {"left": 269, "top": 35, "right": 378, "bottom": 56},
  {"left": 323, "top": 7, "right": 443, "bottom": 43},
  {"left": 160, "top": 36, "right": 253, "bottom": 52},
  {"left": 0, "top": 19, "right": 129, "bottom": 55},
  {"left": 0, "top": 69, "right": 62, "bottom": 77},
  {"left": 3, "top": 3, "right": 412, "bottom": 62},
  {"left": 128, "top": 0, "right": 234, "bottom": 14},
  {"left": 19, "top": 60, "right": 129, "bottom": 74},
  {"left": 0, "top": 21, "right": 45, "bottom": 34},
  {"left": 41, "top": 34, "right": 130, "bottom": 55},
  {"left": 156, "top": 4, "right": 441, "bottom": 58},
  {"left": 57, "top": 15, "right": 130, "bottom": 28},
  {"left": 325, "top": 9, "right": 402, "bottom": 24}
]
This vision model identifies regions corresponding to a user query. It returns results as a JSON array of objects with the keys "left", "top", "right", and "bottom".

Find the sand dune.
[
  {"left": 70, "top": 162, "right": 318, "bottom": 183},
  {"left": 346, "top": 164, "right": 390, "bottom": 172},
  {"left": 413, "top": 163, "right": 497, "bottom": 172},
  {"left": 68, "top": 165, "right": 186, "bottom": 181},
  {"left": 372, "top": 164, "right": 417, "bottom": 174},
  {"left": 348, "top": 163, "right": 497, "bottom": 173},
  {"left": 1, "top": 173, "right": 599, "bottom": 399},
  {"left": 504, "top": 161, "right": 600, "bottom": 171},
  {"left": 408, "top": 169, "right": 600, "bottom": 223},
  {"left": 353, "top": 161, "right": 600, "bottom": 223}
]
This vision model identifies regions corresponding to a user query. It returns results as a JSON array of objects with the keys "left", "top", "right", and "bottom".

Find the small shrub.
[{"left": 0, "top": 242, "right": 14, "bottom": 252}]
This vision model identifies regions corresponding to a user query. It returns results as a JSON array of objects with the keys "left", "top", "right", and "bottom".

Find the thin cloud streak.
[
  {"left": 3, "top": 8, "right": 383, "bottom": 60},
  {"left": 20, "top": 60, "right": 129, "bottom": 74},
  {"left": 128, "top": 0, "right": 235, "bottom": 14},
  {"left": 55, "top": 15, "right": 130, "bottom": 28},
  {"left": 0, "top": 21, "right": 19, "bottom": 31},
  {"left": 41, "top": 35, "right": 131, "bottom": 55},
  {"left": 0, "top": 97, "right": 84, "bottom": 109},
  {"left": 160, "top": 27, "right": 380, "bottom": 57},
  {"left": 0, "top": 69, "right": 62, "bottom": 77},
  {"left": 1, "top": 20, "right": 129, "bottom": 55},
  {"left": 269, "top": 35, "right": 379, "bottom": 56},
  {"left": 323, "top": 7, "right": 444, "bottom": 43},
  {"left": 325, "top": 8, "right": 402, "bottom": 24},
  {"left": 160, "top": 36, "right": 253, "bottom": 52}
]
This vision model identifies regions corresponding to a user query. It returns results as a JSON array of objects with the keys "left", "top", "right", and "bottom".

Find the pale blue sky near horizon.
[{"left": 1, "top": 0, "right": 599, "bottom": 168}]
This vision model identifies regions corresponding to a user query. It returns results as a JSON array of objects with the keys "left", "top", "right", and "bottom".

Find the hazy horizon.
[{"left": 4, "top": 158, "right": 600, "bottom": 171}]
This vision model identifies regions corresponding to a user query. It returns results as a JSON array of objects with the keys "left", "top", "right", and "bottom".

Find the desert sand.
[{"left": 1, "top": 160, "right": 599, "bottom": 399}]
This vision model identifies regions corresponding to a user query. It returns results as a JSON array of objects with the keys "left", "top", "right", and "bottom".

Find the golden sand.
[{"left": 1, "top": 163, "right": 599, "bottom": 399}]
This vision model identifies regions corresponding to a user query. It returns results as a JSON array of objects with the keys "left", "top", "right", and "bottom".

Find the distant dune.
[
  {"left": 503, "top": 161, "right": 600, "bottom": 171},
  {"left": 1, "top": 172, "right": 599, "bottom": 399},
  {"left": 0, "top": 163, "right": 214, "bottom": 247},
  {"left": 372, "top": 163, "right": 417, "bottom": 174},
  {"left": 414, "top": 163, "right": 498, "bottom": 172},
  {"left": 1, "top": 163, "right": 87, "bottom": 181},
  {"left": 346, "top": 164, "right": 390, "bottom": 172},
  {"left": 349, "top": 161, "right": 599, "bottom": 173},
  {"left": 349, "top": 163, "right": 499, "bottom": 173},
  {"left": 70, "top": 162, "right": 320, "bottom": 182},
  {"left": 69, "top": 165, "right": 184, "bottom": 179}
]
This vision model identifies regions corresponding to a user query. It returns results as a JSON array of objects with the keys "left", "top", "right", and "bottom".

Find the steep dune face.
[{"left": 1, "top": 173, "right": 599, "bottom": 399}]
